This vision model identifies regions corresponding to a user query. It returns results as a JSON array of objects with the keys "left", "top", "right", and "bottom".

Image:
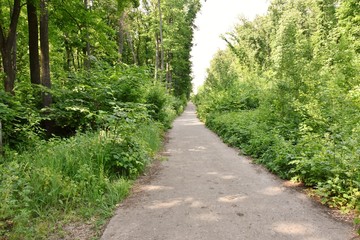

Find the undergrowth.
[
  {"left": 0, "top": 65, "right": 185, "bottom": 239},
  {"left": 194, "top": 0, "right": 360, "bottom": 220},
  {"left": 0, "top": 115, "right": 164, "bottom": 239},
  {"left": 200, "top": 108, "right": 360, "bottom": 213}
]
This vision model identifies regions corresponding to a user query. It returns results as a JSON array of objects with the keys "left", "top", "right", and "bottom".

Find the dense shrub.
[
  {"left": 0, "top": 104, "right": 163, "bottom": 238},
  {"left": 0, "top": 63, "right": 187, "bottom": 239},
  {"left": 0, "top": 91, "right": 43, "bottom": 150},
  {"left": 1, "top": 64, "right": 184, "bottom": 151}
]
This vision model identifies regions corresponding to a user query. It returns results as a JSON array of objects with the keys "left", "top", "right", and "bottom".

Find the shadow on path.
[{"left": 102, "top": 103, "right": 354, "bottom": 240}]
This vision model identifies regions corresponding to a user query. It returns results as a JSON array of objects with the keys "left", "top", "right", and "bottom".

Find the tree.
[
  {"left": 196, "top": 0, "right": 360, "bottom": 211},
  {"left": 27, "top": 0, "right": 41, "bottom": 85},
  {"left": 117, "top": 0, "right": 139, "bottom": 62},
  {"left": 40, "top": 0, "right": 51, "bottom": 107},
  {"left": 0, "top": 0, "right": 22, "bottom": 94},
  {"left": 83, "top": 0, "right": 92, "bottom": 70},
  {"left": 158, "top": 0, "right": 164, "bottom": 72},
  {"left": 0, "top": 120, "right": 3, "bottom": 155},
  {"left": 337, "top": 0, "right": 360, "bottom": 52}
]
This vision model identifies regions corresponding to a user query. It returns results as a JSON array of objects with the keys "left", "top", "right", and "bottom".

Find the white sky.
[{"left": 191, "top": 0, "right": 270, "bottom": 93}]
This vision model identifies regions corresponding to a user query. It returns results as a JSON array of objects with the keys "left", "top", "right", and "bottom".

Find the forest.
[
  {"left": 2, "top": 0, "right": 360, "bottom": 238},
  {"left": 0, "top": 0, "right": 200, "bottom": 238},
  {"left": 195, "top": 0, "right": 360, "bottom": 219}
]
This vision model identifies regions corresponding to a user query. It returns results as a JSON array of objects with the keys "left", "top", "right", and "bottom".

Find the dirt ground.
[{"left": 101, "top": 103, "right": 356, "bottom": 240}]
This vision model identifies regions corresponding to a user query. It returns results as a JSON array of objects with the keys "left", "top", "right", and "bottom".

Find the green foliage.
[
  {"left": 0, "top": 106, "right": 163, "bottom": 238},
  {"left": 0, "top": 0, "right": 197, "bottom": 238},
  {"left": 205, "top": 110, "right": 294, "bottom": 179},
  {"left": 146, "top": 84, "right": 170, "bottom": 121},
  {"left": 0, "top": 63, "right": 184, "bottom": 238},
  {"left": 0, "top": 58, "right": 187, "bottom": 239},
  {"left": 0, "top": 89, "right": 43, "bottom": 150},
  {"left": 196, "top": 0, "right": 360, "bottom": 213}
]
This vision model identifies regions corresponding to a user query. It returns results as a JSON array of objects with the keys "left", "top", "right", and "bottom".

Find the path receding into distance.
[{"left": 102, "top": 103, "right": 354, "bottom": 240}]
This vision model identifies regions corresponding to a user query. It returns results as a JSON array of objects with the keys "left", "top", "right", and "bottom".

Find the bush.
[
  {"left": 195, "top": 0, "right": 360, "bottom": 216},
  {"left": 0, "top": 102, "right": 164, "bottom": 239},
  {"left": 0, "top": 61, "right": 184, "bottom": 239},
  {"left": 0, "top": 90, "right": 43, "bottom": 151},
  {"left": 0, "top": 132, "right": 131, "bottom": 238}
]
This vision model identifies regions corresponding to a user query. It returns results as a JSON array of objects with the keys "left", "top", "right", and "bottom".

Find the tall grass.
[{"left": 0, "top": 122, "right": 163, "bottom": 239}]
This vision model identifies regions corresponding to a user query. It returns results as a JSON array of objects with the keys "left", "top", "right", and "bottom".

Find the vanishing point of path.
[{"left": 102, "top": 103, "right": 354, "bottom": 240}]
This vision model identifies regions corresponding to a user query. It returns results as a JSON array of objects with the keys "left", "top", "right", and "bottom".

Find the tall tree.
[
  {"left": 158, "top": 0, "right": 164, "bottom": 71},
  {"left": 0, "top": 119, "right": 3, "bottom": 156},
  {"left": 117, "top": 0, "right": 140, "bottom": 62},
  {"left": 27, "top": 0, "right": 41, "bottom": 85},
  {"left": 83, "top": 0, "right": 91, "bottom": 69},
  {"left": 118, "top": 12, "right": 125, "bottom": 61},
  {"left": 40, "top": 0, "right": 51, "bottom": 107},
  {"left": 0, "top": 0, "right": 22, "bottom": 94}
]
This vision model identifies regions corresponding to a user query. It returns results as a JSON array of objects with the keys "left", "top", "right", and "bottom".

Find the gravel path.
[{"left": 101, "top": 103, "right": 354, "bottom": 240}]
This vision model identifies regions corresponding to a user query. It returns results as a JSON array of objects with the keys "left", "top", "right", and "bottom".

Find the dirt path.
[{"left": 101, "top": 103, "right": 354, "bottom": 240}]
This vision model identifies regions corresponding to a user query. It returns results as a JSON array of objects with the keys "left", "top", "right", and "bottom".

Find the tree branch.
[{"left": 59, "top": 1, "right": 84, "bottom": 30}]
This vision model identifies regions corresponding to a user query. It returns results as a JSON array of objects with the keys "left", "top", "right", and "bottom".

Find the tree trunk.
[
  {"left": 155, "top": 34, "right": 159, "bottom": 80},
  {"left": 135, "top": 12, "right": 142, "bottom": 65},
  {"left": 126, "top": 32, "right": 137, "bottom": 65},
  {"left": 0, "top": 120, "right": 3, "bottom": 156},
  {"left": 169, "top": 66, "right": 172, "bottom": 91},
  {"left": 136, "top": 37, "right": 141, "bottom": 65},
  {"left": 0, "top": 0, "right": 21, "bottom": 94},
  {"left": 158, "top": 0, "right": 164, "bottom": 71},
  {"left": 118, "top": 13, "right": 125, "bottom": 62},
  {"left": 64, "top": 37, "right": 72, "bottom": 71},
  {"left": 1, "top": 49, "right": 16, "bottom": 94},
  {"left": 83, "top": 35, "right": 91, "bottom": 70},
  {"left": 12, "top": 33, "right": 17, "bottom": 77},
  {"left": 166, "top": 62, "right": 170, "bottom": 90},
  {"left": 77, "top": 50, "right": 81, "bottom": 69},
  {"left": 83, "top": 0, "right": 91, "bottom": 70},
  {"left": 0, "top": 52, "right": 2, "bottom": 72},
  {"left": 27, "top": 0, "right": 41, "bottom": 85},
  {"left": 40, "top": 0, "right": 52, "bottom": 108},
  {"left": 166, "top": 51, "right": 173, "bottom": 92}
]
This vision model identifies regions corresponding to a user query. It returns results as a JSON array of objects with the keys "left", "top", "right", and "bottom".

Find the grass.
[{"left": 0, "top": 121, "right": 164, "bottom": 239}]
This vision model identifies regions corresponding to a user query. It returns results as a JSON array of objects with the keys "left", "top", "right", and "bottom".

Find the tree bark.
[
  {"left": 1, "top": 49, "right": 16, "bottom": 94},
  {"left": 40, "top": 0, "right": 52, "bottom": 107},
  {"left": 0, "top": 120, "right": 3, "bottom": 156},
  {"left": 0, "top": 0, "right": 21, "bottom": 94},
  {"left": 64, "top": 36, "right": 72, "bottom": 70},
  {"left": 155, "top": 34, "right": 159, "bottom": 80},
  {"left": 166, "top": 51, "right": 172, "bottom": 92},
  {"left": 126, "top": 31, "right": 137, "bottom": 65},
  {"left": 158, "top": 0, "right": 164, "bottom": 71},
  {"left": 118, "top": 13, "right": 125, "bottom": 62},
  {"left": 135, "top": 12, "right": 142, "bottom": 65},
  {"left": 166, "top": 62, "right": 170, "bottom": 90},
  {"left": 83, "top": 0, "right": 91, "bottom": 70},
  {"left": 27, "top": 0, "right": 41, "bottom": 85}
]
